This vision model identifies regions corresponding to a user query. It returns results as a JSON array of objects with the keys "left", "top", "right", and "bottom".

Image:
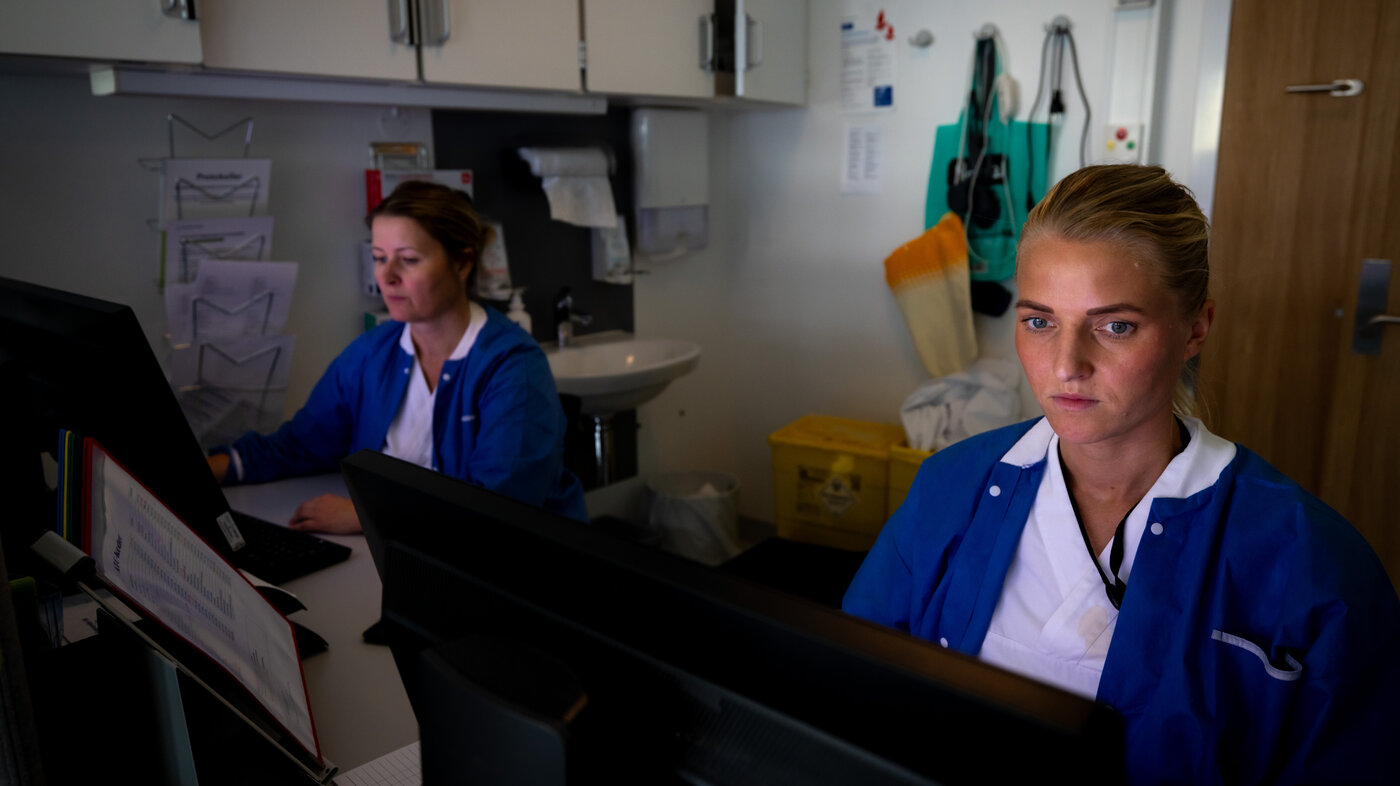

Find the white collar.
[
  {"left": 397, "top": 301, "right": 487, "bottom": 362},
  {"left": 1011, "top": 416, "right": 1237, "bottom": 592},
  {"left": 1001, "top": 416, "right": 1237, "bottom": 502}
]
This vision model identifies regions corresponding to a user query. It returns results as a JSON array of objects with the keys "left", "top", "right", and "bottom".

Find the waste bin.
[{"left": 647, "top": 471, "right": 741, "bottom": 566}]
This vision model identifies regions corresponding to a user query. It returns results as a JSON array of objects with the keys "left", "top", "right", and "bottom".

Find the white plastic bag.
[{"left": 647, "top": 472, "right": 741, "bottom": 566}]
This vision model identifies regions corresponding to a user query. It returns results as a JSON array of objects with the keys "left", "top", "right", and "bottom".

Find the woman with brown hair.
[
  {"left": 208, "top": 180, "right": 585, "bottom": 531},
  {"left": 844, "top": 165, "right": 1400, "bottom": 783}
]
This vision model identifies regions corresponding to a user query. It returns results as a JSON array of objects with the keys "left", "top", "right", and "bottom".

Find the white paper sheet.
[
  {"left": 162, "top": 216, "right": 275, "bottom": 287},
  {"left": 87, "top": 444, "right": 317, "bottom": 758},
  {"left": 164, "top": 260, "right": 297, "bottom": 347},
  {"left": 160, "top": 158, "right": 272, "bottom": 227},
  {"left": 841, "top": 123, "right": 885, "bottom": 194},
  {"left": 334, "top": 741, "right": 421, "bottom": 786}
]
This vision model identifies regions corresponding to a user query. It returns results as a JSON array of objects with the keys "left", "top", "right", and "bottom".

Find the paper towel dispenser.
[{"left": 631, "top": 108, "right": 708, "bottom": 258}]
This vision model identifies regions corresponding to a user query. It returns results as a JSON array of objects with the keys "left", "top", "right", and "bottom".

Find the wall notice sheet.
[
  {"left": 83, "top": 439, "right": 319, "bottom": 760},
  {"left": 841, "top": 7, "right": 897, "bottom": 113}
]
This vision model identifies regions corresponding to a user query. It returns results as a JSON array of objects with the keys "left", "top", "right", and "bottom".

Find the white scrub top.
[
  {"left": 382, "top": 302, "right": 486, "bottom": 470},
  {"left": 978, "top": 416, "right": 1236, "bottom": 698}
]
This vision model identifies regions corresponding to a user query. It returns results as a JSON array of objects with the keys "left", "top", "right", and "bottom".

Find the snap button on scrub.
[
  {"left": 989, "top": 485, "right": 1001, "bottom": 497},
  {"left": 939, "top": 637, "right": 949, "bottom": 647},
  {"left": 442, "top": 373, "right": 451, "bottom": 381},
  {"left": 1150, "top": 522, "right": 1164, "bottom": 536}
]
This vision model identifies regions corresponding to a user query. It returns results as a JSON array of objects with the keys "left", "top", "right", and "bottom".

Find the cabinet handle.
[
  {"left": 1285, "top": 78, "right": 1364, "bottom": 97},
  {"left": 388, "top": 0, "right": 411, "bottom": 43},
  {"left": 745, "top": 14, "right": 763, "bottom": 69},
  {"left": 424, "top": 0, "right": 451, "bottom": 46},
  {"left": 699, "top": 14, "right": 715, "bottom": 72},
  {"left": 160, "top": 0, "right": 193, "bottom": 20}
]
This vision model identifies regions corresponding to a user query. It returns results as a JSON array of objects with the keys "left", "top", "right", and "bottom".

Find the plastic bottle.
[{"left": 505, "top": 288, "right": 532, "bottom": 335}]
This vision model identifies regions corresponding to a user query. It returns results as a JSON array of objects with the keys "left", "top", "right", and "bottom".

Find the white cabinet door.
[
  {"left": 419, "top": 0, "right": 581, "bottom": 92},
  {"left": 734, "top": 0, "right": 807, "bottom": 105},
  {"left": 197, "top": 0, "right": 418, "bottom": 81},
  {"left": 583, "top": 0, "right": 715, "bottom": 99},
  {"left": 0, "top": 0, "right": 201, "bottom": 63}
]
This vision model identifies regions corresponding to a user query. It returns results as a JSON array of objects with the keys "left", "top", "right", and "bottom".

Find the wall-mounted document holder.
[
  {"left": 163, "top": 216, "right": 276, "bottom": 287},
  {"left": 160, "top": 158, "right": 272, "bottom": 226},
  {"left": 165, "top": 260, "right": 296, "bottom": 347},
  {"left": 169, "top": 335, "right": 295, "bottom": 449},
  {"left": 140, "top": 114, "right": 269, "bottom": 236},
  {"left": 138, "top": 114, "right": 256, "bottom": 171},
  {"left": 163, "top": 259, "right": 297, "bottom": 448}
]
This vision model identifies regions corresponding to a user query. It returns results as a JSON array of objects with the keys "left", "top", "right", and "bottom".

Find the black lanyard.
[{"left": 1060, "top": 419, "right": 1190, "bottom": 610}]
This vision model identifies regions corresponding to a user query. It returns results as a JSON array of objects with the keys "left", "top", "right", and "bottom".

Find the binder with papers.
[{"left": 77, "top": 436, "right": 333, "bottom": 782}]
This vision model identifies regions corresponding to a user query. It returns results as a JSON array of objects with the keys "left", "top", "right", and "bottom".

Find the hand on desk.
[{"left": 289, "top": 494, "right": 364, "bottom": 534}]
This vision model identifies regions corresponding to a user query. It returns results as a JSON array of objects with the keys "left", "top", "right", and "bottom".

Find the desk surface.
[{"left": 223, "top": 474, "right": 417, "bottom": 773}]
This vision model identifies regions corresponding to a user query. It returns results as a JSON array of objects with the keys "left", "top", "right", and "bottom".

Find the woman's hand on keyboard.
[{"left": 288, "top": 494, "right": 363, "bottom": 534}]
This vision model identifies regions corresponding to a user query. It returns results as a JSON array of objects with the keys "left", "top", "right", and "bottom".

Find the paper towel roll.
[{"left": 518, "top": 147, "right": 618, "bottom": 228}]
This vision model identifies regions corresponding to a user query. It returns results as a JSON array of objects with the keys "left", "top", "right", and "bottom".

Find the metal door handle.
[
  {"left": 423, "top": 0, "right": 451, "bottom": 46},
  {"left": 388, "top": 0, "right": 411, "bottom": 43},
  {"left": 1285, "top": 78, "right": 1364, "bottom": 97},
  {"left": 699, "top": 14, "right": 715, "bottom": 72},
  {"left": 746, "top": 14, "right": 764, "bottom": 69},
  {"left": 160, "top": 0, "right": 192, "bottom": 20},
  {"left": 1354, "top": 259, "right": 1396, "bottom": 355}
]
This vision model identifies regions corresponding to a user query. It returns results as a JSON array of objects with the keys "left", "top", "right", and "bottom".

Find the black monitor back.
[
  {"left": 343, "top": 450, "right": 1125, "bottom": 785},
  {"left": 0, "top": 278, "right": 239, "bottom": 565}
]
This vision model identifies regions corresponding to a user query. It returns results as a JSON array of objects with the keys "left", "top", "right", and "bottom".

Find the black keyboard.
[{"left": 227, "top": 510, "right": 352, "bottom": 585}]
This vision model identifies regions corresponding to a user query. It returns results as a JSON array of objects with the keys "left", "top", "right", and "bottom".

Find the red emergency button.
[{"left": 1115, "top": 126, "right": 1129, "bottom": 141}]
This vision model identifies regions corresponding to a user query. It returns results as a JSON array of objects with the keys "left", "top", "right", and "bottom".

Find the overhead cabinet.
[
  {"left": 1, "top": 0, "right": 804, "bottom": 107},
  {"left": 419, "top": 0, "right": 581, "bottom": 91},
  {"left": 583, "top": 0, "right": 715, "bottom": 99},
  {"left": 730, "top": 0, "right": 807, "bottom": 105},
  {"left": 0, "top": 0, "right": 201, "bottom": 64},
  {"left": 197, "top": 0, "right": 419, "bottom": 82},
  {"left": 197, "top": 0, "right": 582, "bottom": 92},
  {"left": 583, "top": 0, "right": 807, "bottom": 105}
]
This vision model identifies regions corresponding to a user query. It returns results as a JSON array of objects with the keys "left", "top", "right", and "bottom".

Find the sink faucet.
[{"left": 553, "top": 287, "right": 593, "bottom": 349}]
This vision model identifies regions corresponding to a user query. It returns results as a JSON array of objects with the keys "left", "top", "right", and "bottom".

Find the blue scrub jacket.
[
  {"left": 218, "top": 307, "right": 587, "bottom": 522},
  {"left": 843, "top": 418, "right": 1400, "bottom": 785}
]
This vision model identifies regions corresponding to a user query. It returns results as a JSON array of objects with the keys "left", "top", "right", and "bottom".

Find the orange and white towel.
[{"left": 884, "top": 212, "right": 977, "bottom": 378}]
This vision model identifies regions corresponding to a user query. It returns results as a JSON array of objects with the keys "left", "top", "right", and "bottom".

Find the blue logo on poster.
[{"left": 873, "top": 85, "right": 893, "bottom": 107}]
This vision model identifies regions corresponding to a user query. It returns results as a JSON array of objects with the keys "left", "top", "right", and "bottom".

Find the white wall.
[
  {"left": 0, "top": 73, "right": 433, "bottom": 415},
  {"left": 635, "top": 0, "right": 1225, "bottom": 524}
]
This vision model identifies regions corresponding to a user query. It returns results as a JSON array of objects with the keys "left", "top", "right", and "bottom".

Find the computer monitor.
[
  {"left": 0, "top": 278, "right": 332, "bottom": 782},
  {"left": 343, "top": 450, "right": 1126, "bottom": 785},
  {"left": 0, "top": 277, "right": 242, "bottom": 567},
  {"left": 0, "top": 277, "right": 351, "bottom": 589}
]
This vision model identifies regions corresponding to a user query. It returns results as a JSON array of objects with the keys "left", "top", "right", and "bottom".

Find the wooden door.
[{"left": 1203, "top": 0, "right": 1400, "bottom": 585}]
